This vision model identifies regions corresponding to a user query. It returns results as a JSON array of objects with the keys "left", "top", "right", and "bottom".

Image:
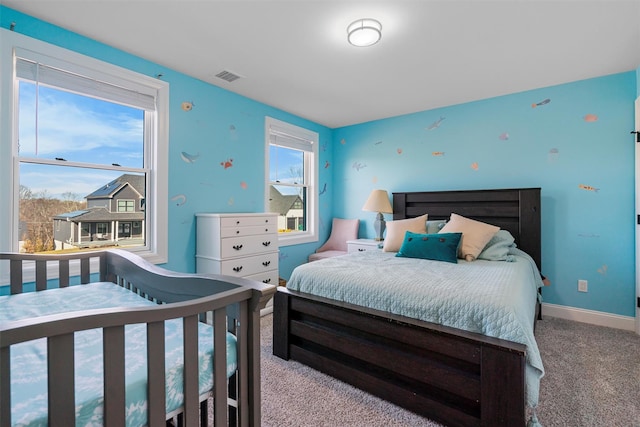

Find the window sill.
[{"left": 278, "top": 233, "right": 318, "bottom": 247}]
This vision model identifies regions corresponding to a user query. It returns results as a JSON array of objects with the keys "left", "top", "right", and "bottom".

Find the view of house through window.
[
  {"left": 268, "top": 144, "right": 308, "bottom": 233},
  {"left": 17, "top": 74, "right": 147, "bottom": 253}
]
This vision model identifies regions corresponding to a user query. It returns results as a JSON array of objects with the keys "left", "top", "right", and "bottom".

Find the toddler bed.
[
  {"left": 273, "top": 188, "right": 543, "bottom": 427},
  {"left": 0, "top": 249, "right": 276, "bottom": 427}
]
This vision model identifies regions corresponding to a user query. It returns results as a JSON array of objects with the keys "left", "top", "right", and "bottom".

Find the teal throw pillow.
[{"left": 396, "top": 232, "right": 462, "bottom": 264}]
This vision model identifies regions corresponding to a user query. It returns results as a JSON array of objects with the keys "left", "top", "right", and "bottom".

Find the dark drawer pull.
[
  {"left": 263, "top": 278, "right": 271, "bottom": 283},
  {"left": 233, "top": 266, "right": 243, "bottom": 272},
  {"left": 233, "top": 244, "right": 243, "bottom": 250},
  {"left": 236, "top": 230, "right": 240, "bottom": 234},
  {"left": 236, "top": 220, "right": 240, "bottom": 224},
  {"left": 262, "top": 261, "right": 271, "bottom": 267},
  {"left": 358, "top": 248, "right": 365, "bottom": 252},
  {"left": 262, "top": 241, "right": 271, "bottom": 247}
]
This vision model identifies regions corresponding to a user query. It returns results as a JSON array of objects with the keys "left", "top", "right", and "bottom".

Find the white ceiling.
[{"left": 3, "top": 0, "right": 640, "bottom": 128}]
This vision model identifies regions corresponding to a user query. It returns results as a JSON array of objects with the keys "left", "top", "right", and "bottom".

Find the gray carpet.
[{"left": 260, "top": 314, "right": 640, "bottom": 427}]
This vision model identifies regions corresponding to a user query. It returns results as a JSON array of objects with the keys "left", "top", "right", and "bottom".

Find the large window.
[
  {"left": 0, "top": 29, "right": 168, "bottom": 263},
  {"left": 265, "top": 117, "right": 318, "bottom": 246}
]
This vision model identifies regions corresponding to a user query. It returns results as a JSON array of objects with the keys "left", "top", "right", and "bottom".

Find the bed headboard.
[{"left": 393, "top": 188, "right": 541, "bottom": 270}]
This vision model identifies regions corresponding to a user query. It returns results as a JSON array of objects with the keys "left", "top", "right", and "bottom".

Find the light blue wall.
[
  {"left": 0, "top": 6, "right": 333, "bottom": 276},
  {"left": 332, "top": 73, "right": 637, "bottom": 317}
]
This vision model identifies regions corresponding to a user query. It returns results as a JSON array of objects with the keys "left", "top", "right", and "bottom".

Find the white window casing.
[
  {"left": 265, "top": 117, "right": 319, "bottom": 246},
  {"left": 0, "top": 29, "right": 168, "bottom": 284}
]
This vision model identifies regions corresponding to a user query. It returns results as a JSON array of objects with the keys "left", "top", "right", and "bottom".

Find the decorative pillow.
[
  {"left": 382, "top": 214, "right": 428, "bottom": 252},
  {"left": 478, "top": 230, "right": 517, "bottom": 261},
  {"left": 439, "top": 213, "right": 499, "bottom": 261},
  {"left": 396, "top": 232, "right": 462, "bottom": 264},
  {"left": 426, "top": 219, "right": 447, "bottom": 234}
]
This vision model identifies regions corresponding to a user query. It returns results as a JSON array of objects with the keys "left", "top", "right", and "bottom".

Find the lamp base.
[{"left": 373, "top": 212, "right": 386, "bottom": 241}]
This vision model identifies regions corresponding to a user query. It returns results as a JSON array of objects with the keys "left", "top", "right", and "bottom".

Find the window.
[
  {"left": 265, "top": 117, "right": 318, "bottom": 246},
  {"left": 0, "top": 29, "right": 168, "bottom": 263},
  {"left": 118, "top": 200, "right": 135, "bottom": 212}
]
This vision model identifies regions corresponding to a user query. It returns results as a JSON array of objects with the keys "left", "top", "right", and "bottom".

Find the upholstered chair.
[{"left": 308, "top": 218, "right": 359, "bottom": 262}]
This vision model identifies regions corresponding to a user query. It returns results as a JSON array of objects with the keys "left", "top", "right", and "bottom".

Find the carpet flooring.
[{"left": 260, "top": 314, "right": 640, "bottom": 427}]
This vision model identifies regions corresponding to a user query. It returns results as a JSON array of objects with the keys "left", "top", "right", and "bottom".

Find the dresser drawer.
[
  {"left": 219, "top": 224, "right": 277, "bottom": 238},
  {"left": 220, "top": 233, "right": 277, "bottom": 258},
  {"left": 347, "top": 239, "right": 383, "bottom": 253},
  {"left": 245, "top": 270, "right": 279, "bottom": 286},
  {"left": 218, "top": 252, "right": 279, "bottom": 277},
  {"left": 220, "top": 215, "right": 276, "bottom": 228}
]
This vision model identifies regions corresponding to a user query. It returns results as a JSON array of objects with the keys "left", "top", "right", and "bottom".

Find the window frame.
[
  {"left": 0, "top": 29, "right": 168, "bottom": 274},
  {"left": 265, "top": 117, "right": 318, "bottom": 246}
]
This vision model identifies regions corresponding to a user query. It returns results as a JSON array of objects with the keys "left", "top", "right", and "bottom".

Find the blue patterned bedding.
[
  {"left": 287, "top": 248, "right": 544, "bottom": 408},
  {"left": 0, "top": 282, "right": 237, "bottom": 427}
]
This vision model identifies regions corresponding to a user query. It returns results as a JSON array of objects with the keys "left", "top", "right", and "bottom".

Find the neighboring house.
[
  {"left": 269, "top": 186, "right": 304, "bottom": 232},
  {"left": 53, "top": 174, "right": 145, "bottom": 250}
]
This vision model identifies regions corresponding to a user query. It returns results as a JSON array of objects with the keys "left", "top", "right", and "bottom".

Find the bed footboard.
[
  {"left": 0, "top": 249, "right": 275, "bottom": 427},
  {"left": 273, "top": 288, "right": 526, "bottom": 427}
]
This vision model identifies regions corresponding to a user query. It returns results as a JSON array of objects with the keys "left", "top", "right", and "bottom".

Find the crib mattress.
[{"left": 0, "top": 282, "right": 237, "bottom": 427}]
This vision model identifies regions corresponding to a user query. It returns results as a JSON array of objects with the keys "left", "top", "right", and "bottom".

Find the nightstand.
[{"left": 347, "top": 239, "right": 383, "bottom": 253}]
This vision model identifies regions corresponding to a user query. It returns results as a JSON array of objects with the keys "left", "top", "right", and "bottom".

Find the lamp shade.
[{"left": 362, "top": 189, "right": 392, "bottom": 214}]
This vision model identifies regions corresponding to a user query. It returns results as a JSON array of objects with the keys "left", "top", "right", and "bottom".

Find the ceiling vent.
[{"left": 214, "top": 70, "right": 243, "bottom": 83}]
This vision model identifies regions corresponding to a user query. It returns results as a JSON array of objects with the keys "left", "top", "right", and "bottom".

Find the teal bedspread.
[
  {"left": 0, "top": 282, "right": 237, "bottom": 427},
  {"left": 287, "top": 248, "right": 544, "bottom": 408}
]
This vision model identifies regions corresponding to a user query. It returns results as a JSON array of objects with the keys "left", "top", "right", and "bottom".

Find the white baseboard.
[{"left": 542, "top": 302, "right": 636, "bottom": 331}]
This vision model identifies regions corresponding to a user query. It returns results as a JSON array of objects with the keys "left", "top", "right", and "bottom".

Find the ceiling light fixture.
[{"left": 347, "top": 18, "right": 382, "bottom": 47}]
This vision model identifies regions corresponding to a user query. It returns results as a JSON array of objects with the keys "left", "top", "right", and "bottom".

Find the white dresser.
[{"left": 196, "top": 213, "right": 279, "bottom": 289}]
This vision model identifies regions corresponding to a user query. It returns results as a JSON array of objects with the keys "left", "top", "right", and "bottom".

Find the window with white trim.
[
  {"left": 265, "top": 117, "right": 318, "bottom": 246},
  {"left": 0, "top": 29, "right": 168, "bottom": 263}
]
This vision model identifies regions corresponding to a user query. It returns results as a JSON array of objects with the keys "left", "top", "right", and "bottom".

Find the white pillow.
[
  {"left": 439, "top": 213, "right": 499, "bottom": 261},
  {"left": 382, "top": 214, "right": 428, "bottom": 252}
]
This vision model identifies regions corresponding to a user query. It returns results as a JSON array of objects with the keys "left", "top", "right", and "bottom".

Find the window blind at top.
[
  {"left": 16, "top": 57, "right": 156, "bottom": 111},
  {"left": 268, "top": 130, "right": 313, "bottom": 152}
]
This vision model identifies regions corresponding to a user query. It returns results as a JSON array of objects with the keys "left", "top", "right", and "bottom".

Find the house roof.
[
  {"left": 86, "top": 174, "right": 145, "bottom": 199},
  {"left": 54, "top": 207, "right": 144, "bottom": 222},
  {"left": 269, "top": 186, "right": 301, "bottom": 216}
]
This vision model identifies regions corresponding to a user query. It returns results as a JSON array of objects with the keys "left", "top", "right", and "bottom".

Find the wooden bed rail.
[
  {"left": 274, "top": 288, "right": 527, "bottom": 427},
  {"left": 0, "top": 249, "right": 276, "bottom": 427}
]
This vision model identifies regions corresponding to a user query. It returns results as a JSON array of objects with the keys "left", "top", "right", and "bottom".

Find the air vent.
[{"left": 214, "top": 70, "right": 243, "bottom": 83}]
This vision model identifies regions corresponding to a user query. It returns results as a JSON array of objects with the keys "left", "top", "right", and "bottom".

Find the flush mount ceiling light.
[{"left": 347, "top": 18, "right": 382, "bottom": 47}]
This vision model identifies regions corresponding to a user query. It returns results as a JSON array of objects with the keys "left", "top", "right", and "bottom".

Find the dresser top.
[{"left": 196, "top": 212, "right": 277, "bottom": 218}]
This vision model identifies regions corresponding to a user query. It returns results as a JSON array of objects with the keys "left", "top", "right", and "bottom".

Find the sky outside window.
[
  {"left": 18, "top": 81, "right": 144, "bottom": 198},
  {"left": 269, "top": 145, "right": 304, "bottom": 195}
]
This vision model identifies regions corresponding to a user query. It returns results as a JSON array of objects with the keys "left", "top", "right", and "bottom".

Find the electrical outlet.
[{"left": 578, "top": 279, "right": 588, "bottom": 292}]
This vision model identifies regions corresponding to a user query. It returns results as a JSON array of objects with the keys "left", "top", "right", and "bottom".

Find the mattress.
[
  {"left": 286, "top": 248, "right": 544, "bottom": 407},
  {"left": 0, "top": 282, "right": 237, "bottom": 427}
]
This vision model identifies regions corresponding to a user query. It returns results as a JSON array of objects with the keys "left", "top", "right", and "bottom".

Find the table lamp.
[{"left": 362, "top": 189, "right": 393, "bottom": 241}]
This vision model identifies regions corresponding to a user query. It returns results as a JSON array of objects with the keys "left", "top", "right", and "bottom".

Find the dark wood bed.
[{"left": 273, "top": 188, "right": 541, "bottom": 427}]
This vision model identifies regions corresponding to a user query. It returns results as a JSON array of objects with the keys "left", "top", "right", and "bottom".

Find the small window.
[{"left": 117, "top": 200, "right": 135, "bottom": 212}]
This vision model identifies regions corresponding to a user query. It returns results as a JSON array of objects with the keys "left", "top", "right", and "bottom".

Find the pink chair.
[{"left": 308, "top": 218, "right": 359, "bottom": 262}]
